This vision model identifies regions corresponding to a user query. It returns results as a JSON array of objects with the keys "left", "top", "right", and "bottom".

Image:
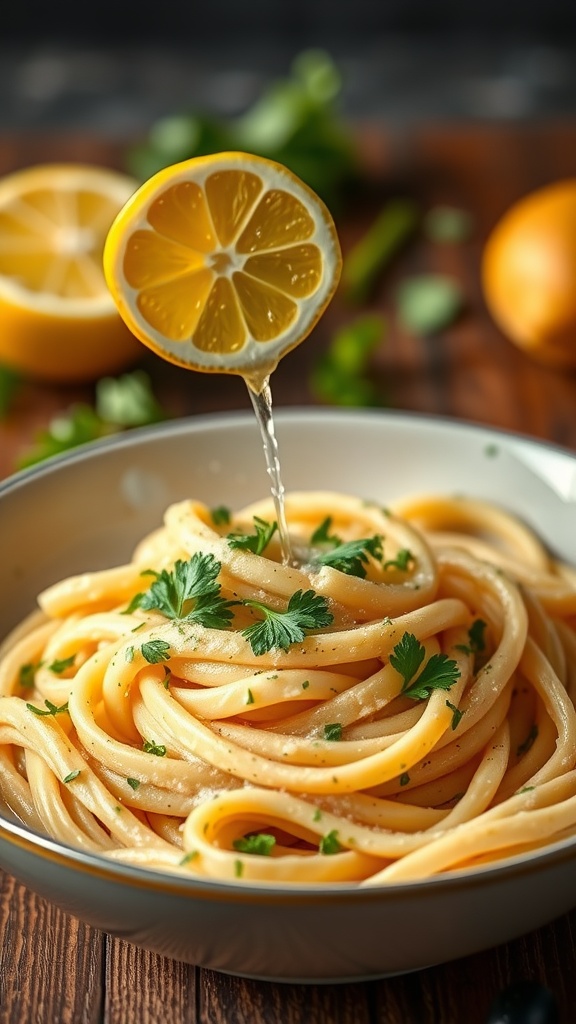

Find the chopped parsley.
[
  {"left": 399, "top": 772, "right": 411, "bottom": 786},
  {"left": 323, "top": 722, "right": 343, "bottom": 742},
  {"left": 319, "top": 830, "right": 342, "bottom": 855},
  {"left": 26, "top": 699, "right": 69, "bottom": 717},
  {"left": 242, "top": 589, "right": 333, "bottom": 656},
  {"left": 455, "top": 618, "right": 487, "bottom": 657},
  {"left": 232, "top": 833, "right": 276, "bottom": 856},
  {"left": 311, "top": 516, "right": 342, "bottom": 548},
  {"left": 446, "top": 700, "right": 464, "bottom": 730},
  {"left": 142, "top": 739, "right": 167, "bottom": 757},
  {"left": 210, "top": 505, "right": 231, "bottom": 526},
  {"left": 383, "top": 548, "right": 414, "bottom": 571},
  {"left": 389, "top": 632, "right": 460, "bottom": 700},
  {"left": 126, "top": 777, "right": 141, "bottom": 790},
  {"left": 48, "top": 655, "right": 76, "bottom": 674},
  {"left": 126, "top": 552, "right": 236, "bottom": 629},
  {"left": 63, "top": 770, "right": 81, "bottom": 784},
  {"left": 18, "top": 662, "right": 39, "bottom": 688},
  {"left": 314, "top": 535, "right": 383, "bottom": 579},
  {"left": 141, "top": 639, "right": 172, "bottom": 664},
  {"left": 227, "top": 516, "right": 278, "bottom": 555}
]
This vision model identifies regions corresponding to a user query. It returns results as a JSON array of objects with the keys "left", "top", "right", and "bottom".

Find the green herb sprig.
[
  {"left": 389, "top": 632, "right": 460, "bottom": 700},
  {"left": 242, "top": 589, "right": 333, "bottom": 656}
]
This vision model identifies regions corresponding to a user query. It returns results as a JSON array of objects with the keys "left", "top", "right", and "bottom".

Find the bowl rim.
[{"left": 2, "top": 404, "right": 576, "bottom": 901}]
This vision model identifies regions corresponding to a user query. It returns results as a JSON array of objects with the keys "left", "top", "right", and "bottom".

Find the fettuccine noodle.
[{"left": 2, "top": 490, "right": 576, "bottom": 885}]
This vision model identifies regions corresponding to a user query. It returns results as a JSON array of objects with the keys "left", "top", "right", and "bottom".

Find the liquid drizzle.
[{"left": 247, "top": 377, "right": 293, "bottom": 566}]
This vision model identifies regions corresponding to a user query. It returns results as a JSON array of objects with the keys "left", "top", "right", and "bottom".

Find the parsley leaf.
[
  {"left": 311, "top": 516, "right": 342, "bottom": 548},
  {"left": 390, "top": 632, "right": 460, "bottom": 701},
  {"left": 233, "top": 833, "right": 276, "bottom": 856},
  {"left": 63, "top": 770, "right": 81, "bottom": 784},
  {"left": 323, "top": 722, "right": 343, "bottom": 741},
  {"left": 383, "top": 548, "right": 414, "bottom": 571},
  {"left": 210, "top": 505, "right": 231, "bottom": 526},
  {"left": 242, "top": 589, "right": 333, "bottom": 656},
  {"left": 142, "top": 740, "right": 167, "bottom": 757},
  {"left": 446, "top": 700, "right": 464, "bottom": 730},
  {"left": 314, "top": 535, "right": 383, "bottom": 578},
  {"left": 48, "top": 655, "right": 76, "bottom": 674},
  {"left": 18, "top": 662, "right": 39, "bottom": 688},
  {"left": 141, "top": 639, "right": 171, "bottom": 664},
  {"left": 227, "top": 516, "right": 277, "bottom": 555},
  {"left": 319, "top": 830, "right": 342, "bottom": 855},
  {"left": 455, "top": 618, "right": 487, "bottom": 656},
  {"left": 26, "top": 700, "right": 69, "bottom": 717},
  {"left": 128, "top": 553, "right": 236, "bottom": 629}
]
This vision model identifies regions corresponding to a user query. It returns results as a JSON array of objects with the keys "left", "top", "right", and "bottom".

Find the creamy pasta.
[{"left": 2, "top": 490, "right": 576, "bottom": 885}]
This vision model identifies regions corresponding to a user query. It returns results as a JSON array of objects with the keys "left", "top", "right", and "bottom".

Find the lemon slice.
[
  {"left": 103, "top": 152, "right": 342, "bottom": 388},
  {"left": 0, "top": 163, "right": 142, "bottom": 382}
]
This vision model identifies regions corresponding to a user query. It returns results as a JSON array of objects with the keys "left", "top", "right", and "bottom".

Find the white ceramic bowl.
[{"left": 2, "top": 408, "right": 576, "bottom": 983}]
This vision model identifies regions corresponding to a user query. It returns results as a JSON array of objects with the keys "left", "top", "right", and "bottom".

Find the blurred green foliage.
[{"left": 126, "top": 50, "right": 359, "bottom": 208}]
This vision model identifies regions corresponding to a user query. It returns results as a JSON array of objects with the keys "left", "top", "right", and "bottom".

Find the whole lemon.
[{"left": 482, "top": 179, "right": 576, "bottom": 367}]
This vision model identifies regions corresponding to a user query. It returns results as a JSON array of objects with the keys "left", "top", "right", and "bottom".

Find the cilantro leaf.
[
  {"left": 242, "top": 589, "right": 333, "bottom": 656},
  {"left": 314, "top": 535, "right": 383, "bottom": 578},
  {"left": 233, "top": 833, "right": 276, "bottom": 856},
  {"left": 128, "top": 553, "right": 236, "bottom": 629},
  {"left": 227, "top": 516, "right": 277, "bottom": 555},
  {"left": 390, "top": 632, "right": 460, "bottom": 701}
]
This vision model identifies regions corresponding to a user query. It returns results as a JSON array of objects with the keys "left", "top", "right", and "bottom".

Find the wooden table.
[{"left": 2, "top": 123, "right": 576, "bottom": 1023}]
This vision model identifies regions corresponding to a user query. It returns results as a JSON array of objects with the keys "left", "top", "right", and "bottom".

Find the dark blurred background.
[{"left": 2, "top": 1, "right": 576, "bottom": 133}]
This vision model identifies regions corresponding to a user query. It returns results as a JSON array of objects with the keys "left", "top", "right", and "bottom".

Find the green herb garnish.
[
  {"left": 127, "top": 552, "right": 236, "bottom": 629},
  {"left": 233, "top": 833, "right": 276, "bottom": 856},
  {"left": 315, "top": 535, "right": 383, "bottom": 578},
  {"left": 142, "top": 740, "right": 167, "bottom": 757},
  {"left": 210, "top": 505, "right": 231, "bottom": 526},
  {"left": 446, "top": 700, "right": 464, "bottom": 730},
  {"left": 389, "top": 632, "right": 460, "bottom": 700},
  {"left": 384, "top": 548, "right": 414, "bottom": 571},
  {"left": 319, "top": 830, "right": 342, "bottom": 855},
  {"left": 48, "top": 655, "right": 75, "bottom": 675},
  {"left": 323, "top": 723, "right": 343, "bottom": 742},
  {"left": 26, "top": 700, "right": 69, "bottom": 717},
  {"left": 242, "top": 589, "right": 333, "bottom": 656},
  {"left": 227, "top": 516, "right": 277, "bottom": 555},
  {"left": 141, "top": 639, "right": 172, "bottom": 665}
]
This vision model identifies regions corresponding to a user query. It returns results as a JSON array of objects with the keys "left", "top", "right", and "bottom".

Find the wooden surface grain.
[{"left": 1, "top": 123, "right": 576, "bottom": 1023}]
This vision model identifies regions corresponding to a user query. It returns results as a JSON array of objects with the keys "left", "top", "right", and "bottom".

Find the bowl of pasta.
[{"left": 1, "top": 406, "right": 576, "bottom": 983}]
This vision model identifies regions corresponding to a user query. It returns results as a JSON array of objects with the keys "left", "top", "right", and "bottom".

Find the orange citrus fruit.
[
  {"left": 482, "top": 179, "right": 576, "bottom": 367},
  {"left": 103, "top": 152, "right": 342, "bottom": 389},
  {"left": 0, "top": 163, "right": 142, "bottom": 383}
]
